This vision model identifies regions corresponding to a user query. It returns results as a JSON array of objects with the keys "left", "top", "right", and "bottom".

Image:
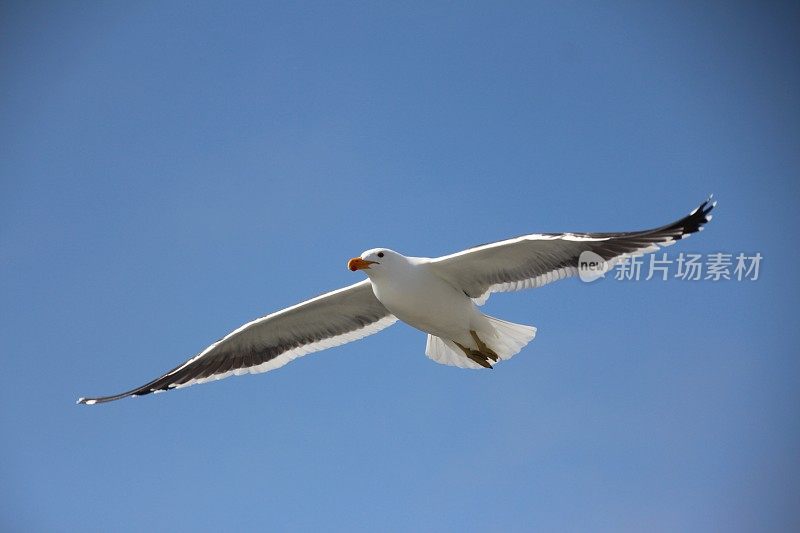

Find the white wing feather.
[
  {"left": 78, "top": 280, "right": 396, "bottom": 404},
  {"left": 428, "top": 198, "right": 715, "bottom": 304}
]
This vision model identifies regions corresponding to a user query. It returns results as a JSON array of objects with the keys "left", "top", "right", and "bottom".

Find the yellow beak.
[{"left": 348, "top": 258, "right": 377, "bottom": 271}]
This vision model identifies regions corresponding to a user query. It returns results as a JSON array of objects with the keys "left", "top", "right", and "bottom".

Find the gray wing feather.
[
  {"left": 78, "top": 280, "right": 395, "bottom": 404},
  {"left": 430, "top": 198, "right": 715, "bottom": 303}
]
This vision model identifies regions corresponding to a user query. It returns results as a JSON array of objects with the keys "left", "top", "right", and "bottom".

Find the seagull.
[{"left": 78, "top": 197, "right": 715, "bottom": 404}]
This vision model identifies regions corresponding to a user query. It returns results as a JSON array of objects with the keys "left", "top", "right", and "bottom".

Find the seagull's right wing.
[{"left": 78, "top": 280, "right": 396, "bottom": 404}]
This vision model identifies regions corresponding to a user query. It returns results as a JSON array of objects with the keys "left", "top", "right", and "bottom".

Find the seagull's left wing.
[
  {"left": 78, "top": 280, "right": 396, "bottom": 404},
  {"left": 428, "top": 197, "right": 715, "bottom": 305}
]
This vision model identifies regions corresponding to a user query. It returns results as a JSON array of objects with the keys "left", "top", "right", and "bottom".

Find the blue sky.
[{"left": 1, "top": 2, "right": 798, "bottom": 531}]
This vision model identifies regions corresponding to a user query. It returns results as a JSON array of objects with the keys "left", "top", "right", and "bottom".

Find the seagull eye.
[{"left": 377, "top": 252, "right": 384, "bottom": 258}]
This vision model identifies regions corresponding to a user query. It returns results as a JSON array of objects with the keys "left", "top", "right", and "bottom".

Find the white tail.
[
  {"left": 482, "top": 314, "right": 537, "bottom": 361},
  {"left": 425, "top": 316, "right": 537, "bottom": 369}
]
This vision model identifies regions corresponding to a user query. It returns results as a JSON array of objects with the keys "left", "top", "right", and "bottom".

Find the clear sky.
[{"left": 1, "top": 2, "right": 798, "bottom": 531}]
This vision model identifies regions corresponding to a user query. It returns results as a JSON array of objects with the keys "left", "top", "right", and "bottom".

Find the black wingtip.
[
  {"left": 678, "top": 195, "right": 716, "bottom": 237},
  {"left": 76, "top": 394, "right": 122, "bottom": 405},
  {"left": 76, "top": 388, "right": 153, "bottom": 405}
]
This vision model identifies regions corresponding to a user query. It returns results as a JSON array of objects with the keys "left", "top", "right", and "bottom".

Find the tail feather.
[
  {"left": 483, "top": 315, "right": 537, "bottom": 361},
  {"left": 425, "top": 335, "right": 483, "bottom": 369},
  {"left": 424, "top": 316, "right": 537, "bottom": 369}
]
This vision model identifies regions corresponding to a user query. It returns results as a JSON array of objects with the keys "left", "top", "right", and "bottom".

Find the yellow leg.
[
  {"left": 453, "top": 340, "right": 494, "bottom": 369},
  {"left": 470, "top": 330, "right": 499, "bottom": 362}
]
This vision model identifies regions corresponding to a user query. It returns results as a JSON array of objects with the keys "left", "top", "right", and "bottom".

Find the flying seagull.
[{"left": 78, "top": 197, "right": 715, "bottom": 404}]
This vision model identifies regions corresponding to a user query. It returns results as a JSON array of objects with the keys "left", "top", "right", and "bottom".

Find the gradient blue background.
[{"left": 2, "top": 2, "right": 798, "bottom": 531}]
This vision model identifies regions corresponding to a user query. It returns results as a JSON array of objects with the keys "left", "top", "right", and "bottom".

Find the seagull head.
[{"left": 348, "top": 248, "right": 400, "bottom": 273}]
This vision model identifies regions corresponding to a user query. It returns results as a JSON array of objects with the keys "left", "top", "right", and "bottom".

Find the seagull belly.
[{"left": 372, "top": 270, "right": 478, "bottom": 343}]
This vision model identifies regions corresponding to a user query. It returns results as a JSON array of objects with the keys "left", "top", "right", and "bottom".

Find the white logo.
[{"left": 578, "top": 250, "right": 608, "bottom": 282}]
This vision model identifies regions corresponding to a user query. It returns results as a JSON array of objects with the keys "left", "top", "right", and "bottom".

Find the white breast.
[{"left": 369, "top": 261, "right": 477, "bottom": 340}]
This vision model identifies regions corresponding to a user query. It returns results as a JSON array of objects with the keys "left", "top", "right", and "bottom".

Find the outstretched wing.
[
  {"left": 428, "top": 197, "right": 715, "bottom": 304},
  {"left": 78, "top": 280, "right": 396, "bottom": 404}
]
